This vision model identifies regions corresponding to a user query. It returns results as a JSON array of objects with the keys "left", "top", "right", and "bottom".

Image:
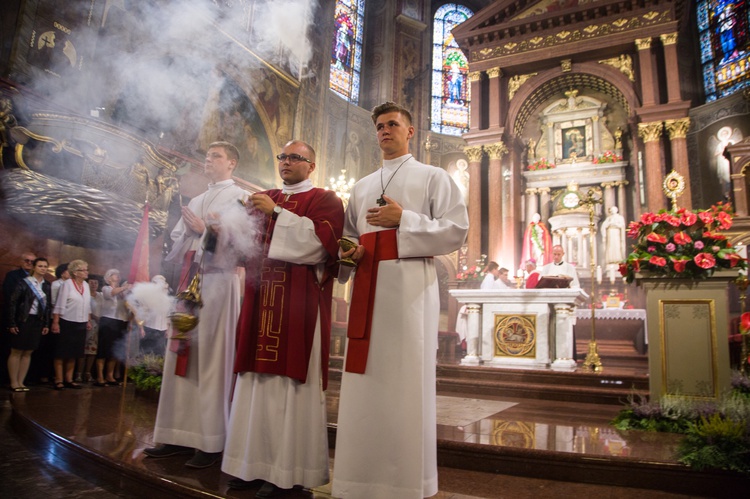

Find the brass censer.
[{"left": 169, "top": 273, "right": 203, "bottom": 340}]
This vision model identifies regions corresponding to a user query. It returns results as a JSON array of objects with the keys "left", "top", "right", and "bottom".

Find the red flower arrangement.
[
  {"left": 527, "top": 158, "right": 555, "bottom": 171},
  {"left": 619, "top": 202, "right": 747, "bottom": 283},
  {"left": 592, "top": 150, "right": 623, "bottom": 164},
  {"left": 456, "top": 265, "right": 485, "bottom": 282}
]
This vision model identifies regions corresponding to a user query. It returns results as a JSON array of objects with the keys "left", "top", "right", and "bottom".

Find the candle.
[
  {"left": 517, "top": 268, "right": 524, "bottom": 278},
  {"left": 609, "top": 265, "right": 616, "bottom": 284},
  {"left": 596, "top": 265, "right": 602, "bottom": 284}
]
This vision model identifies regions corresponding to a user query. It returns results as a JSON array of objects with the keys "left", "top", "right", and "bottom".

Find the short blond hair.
[{"left": 68, "top": 259, "right": 88, "bottom": 273}]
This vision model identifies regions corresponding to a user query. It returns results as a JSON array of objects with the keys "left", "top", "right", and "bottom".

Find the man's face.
[
  {"left": 489, "top": 268, "right": 500, "bottom": 277},
  {"left": 525, "top": 262, "right": 536, "bottom": 273},
  {"left": 552, "top": 247, "right": 564, "bottom": 263},
  {"left": 204, "top": 146, "right": 236, "bottom": 182},
  {"left": 88, "top": 279, "right": 99, "bottom": 292},
  {"left": 21, "top": 253, "right": 36, "bottom": 272},
  {"left": 499, "top": 270, "right": 509, "bottom": 281},
  {"left": 277, "top": 142, "right": 315, "bottom": 185},
  {"left": 375, "top": 111, "right": 414, "bottom": 160}
]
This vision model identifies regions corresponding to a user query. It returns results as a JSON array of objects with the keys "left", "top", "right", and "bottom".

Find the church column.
[
  {"left": 464, "top": 145, "right": 484, "bottom": 264},
  {"left": 487, "top": 67, "right": 502, "bottom": 129},
  {"left": 635, "top": 38, "right": 657, "bottom": 107},
  {"left": 576, "top": 227, "right": 585, "bottom": 268},
  {"left": 539, "top": 187, "right": 551, "bottom": 221},
  {"left": 468, "top": 71, "right": 483, "bottom": 131},
  {"left": 660, "top": 33, "right": 681, "bottom": 103},
  {"left": 601, "top": 182, "right": 616, "bottom": 214},
  {"left": 486, "top": 141, "right": 508, "bottom": 264},
  {"left": 664, "top": 118, "right": 693, "bottom": 209},
  {"left": 525, "top": 188, "right": 539, "bottom": 223},
  {"left": 616, "top": 181, "right": 629, "bottom": 223},
  {"left": 638, "top": 121, "right": 666, "bottom": 211}
]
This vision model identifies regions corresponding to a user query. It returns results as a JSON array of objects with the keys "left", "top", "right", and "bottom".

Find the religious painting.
[
  {"left": 562, "top": 126, "right": 586, "bottom": 160},
  {"left": 493, "top": 314, "right": 536, "bottom": 358}
]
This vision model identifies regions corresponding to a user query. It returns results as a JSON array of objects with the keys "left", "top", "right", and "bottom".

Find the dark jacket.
[{"left": 8, "top": 278, "right": 52, "bottom": 329}]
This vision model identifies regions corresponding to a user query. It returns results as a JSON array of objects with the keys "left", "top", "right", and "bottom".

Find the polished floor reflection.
[{"left": 2, "top": 372, "right": 725, "bottom": 498}]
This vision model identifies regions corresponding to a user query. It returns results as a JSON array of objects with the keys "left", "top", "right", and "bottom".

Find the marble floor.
[{"left": 0, "top": 375, "right": 736, "bottom": 499}]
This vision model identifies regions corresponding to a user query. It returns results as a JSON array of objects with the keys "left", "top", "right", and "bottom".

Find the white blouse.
[{"left": 53, "top": 279, "right": 91, "bottom": 323}]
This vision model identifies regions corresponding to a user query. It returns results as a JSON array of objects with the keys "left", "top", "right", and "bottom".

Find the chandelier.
[{"left": 328, "top": 169, "right": 356, "bottom": 204}]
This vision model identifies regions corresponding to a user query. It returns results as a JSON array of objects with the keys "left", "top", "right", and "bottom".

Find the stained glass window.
[
  {"left": 431, "top": 4, "right": 474, "bottom": 136},
  {"left": 698, "top": 0, "right": 750, "bottom": 101},
  {"left": 329, "top": 0, "right": 366, "bottom": 103}
]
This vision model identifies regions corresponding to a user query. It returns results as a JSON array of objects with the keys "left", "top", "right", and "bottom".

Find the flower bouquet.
[
  {"left": 593, "top": 150, "right": 622, "bottom": 164},
  {"left": 456, "top": 265, "right": 484, "bottom": 282},
  {"left": 619, "top": 202, "right": 747, "bottom": 283},
  {"left": 527, "top": 157, "right": 555, "bottom": 171}
]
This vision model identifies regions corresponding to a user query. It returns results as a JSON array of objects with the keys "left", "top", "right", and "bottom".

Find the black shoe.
[
  {"left": 143, "top": 444, "right": 194, "bottom": 458},
  {"left": 255, "top": 482, "right": 297, "bottom": 498},
  {"left": 227, "top": 478, "right": 265, "bottom": 490},
  {"left": 184, "top": 450, "right": 221, "bottom": 469},
  {"left": 64, "top": 382, "right": 83, "bottom": 389}
]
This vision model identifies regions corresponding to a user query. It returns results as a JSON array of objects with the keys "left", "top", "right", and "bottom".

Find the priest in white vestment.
[
  {"left": 222, "top": 140, "right": 344, "bottom": 497},
  {"left": 144, "top": 142, "right": 245, "bottom": 469},
  {"left": 539, "top": 244, "right": 580, "bottom": 288},
  {"left": 333, "top": 102, "right": 469, "bottom": 499}
]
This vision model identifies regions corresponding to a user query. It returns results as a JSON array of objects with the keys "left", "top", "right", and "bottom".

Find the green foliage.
[
  {"left": 678, "top": 414, "right": 750, "bottom": 474},
  {"left": 127, "top": 354, "right": 164, "bottom": 392}
]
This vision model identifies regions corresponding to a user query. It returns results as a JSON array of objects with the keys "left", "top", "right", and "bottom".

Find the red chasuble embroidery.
[{"left": 234, "top": 188, "right": 343, "bottom": 390}]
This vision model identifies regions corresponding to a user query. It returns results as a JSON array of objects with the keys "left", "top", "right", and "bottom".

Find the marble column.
[
  {"left": 464, "top": 145, "right": 484, "bottom": 264},
  {"left": 525, "top": 188, "right": 539, "bottom": 223},
  {"left": 601, "top": 182, "right": 615, "bottom": 213},
  {"left": 487, "top": 67, "right": 502, "bottom": 129},
  {"left": 616, "top": 181, "right": 629, "bottom": 223},
  {"left": 635, "top": 38, "right": 657, "bottom": 107},
  {"left": 462, "top": 303, "right": 481, "bottom": 365},
  {"left": 551, "top": 303, "right": 577, "bottom": 371},
  {"left": 468, "top": 71, "right": 482, "bottom": 131},
  {"left": 664, "top": 118, "right": 693, "bottom": 209},
  {"left": 539, "top": 187, "right": 551, "bottom": 221},
  {"left": 486, "top": 141, "right": 508, "bottom": 264},
  {"left": 638, "top": 121, "right": 666, "bottom": 211},
  {"left": 660, "top": 33, "right": 681, "bottom": 104}
]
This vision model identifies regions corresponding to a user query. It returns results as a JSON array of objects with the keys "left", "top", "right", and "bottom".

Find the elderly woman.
[
  {"left": 51, "top": 259, "right": 91, "bottom": 390},
  {"left": 7, "top": 258, "right": 52, "bottom": 391},
  {"left": 94, "top": 268, "right": 131, "bottom": 387}
]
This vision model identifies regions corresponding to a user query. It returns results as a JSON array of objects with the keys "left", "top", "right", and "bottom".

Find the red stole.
[
  {"left": 344, "top": 229, "right": 399, "bottom": 374},
  {"left": 234, "top": 188, "right": 343, "bottom": 390},
  {"left": 169, "top": 250, "right": 199, "bottom": 376}
]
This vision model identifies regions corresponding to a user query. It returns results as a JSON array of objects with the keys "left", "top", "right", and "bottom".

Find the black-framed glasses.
[{"left": 276, "top": 153, "right": 311, "bottom": 164}]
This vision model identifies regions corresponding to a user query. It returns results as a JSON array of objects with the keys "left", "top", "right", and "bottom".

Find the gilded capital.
[
  {"left": 464, "top": 145, "right": 484, "bottom": 162},
  {"left": 485, "top": 141, "right": 508, "bottom": 160},
  {"left": 638, "top": 121, "right": 663, "bottom": 142},
  {"left": 487, "top": 67, "right": 502, "bottom": 79},
  {"left": 660, "top": 33, "right": 678, "bottom": 46},
  {"left": 468, "top": 71, "right": 482, "bottom": 83},
  {"left": 635, "top": 38, "right": 652, "bottom": 50},
  {"left": 525, "top": 188, "right": 539, "bottom": 195},
  {"left": 664, "top": 118, "right": 690, "bottom": 139}
]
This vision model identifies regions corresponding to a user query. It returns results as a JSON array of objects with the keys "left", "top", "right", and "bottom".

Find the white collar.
[
  {"left": 282, "top": 179, "right": 314, "bottom": 195},
  {"left": 382, "top": 154, "right": 413, "bottom": 172}
]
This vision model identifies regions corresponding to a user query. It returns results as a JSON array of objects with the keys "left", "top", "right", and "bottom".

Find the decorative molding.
[
  {"left": 561, "top": 59, "right": 572, "bottom": 72},
  {"left": 635, "top": 37, "right": 652, "bottom": 50},
  {"left": 598, "top": 55, "right": 635, "bottom": 82},
  {"left": 660, "top": 33, "right": 678, "bottom": 46},
  {"left": 468, "top": 71, "right": 482, "bottom": 83},
  {"left": 508, "top": 73, "right": 538, "bottom": 101},
  {"left": 638, "top": 121, "right": 663, "bottom": 142},
  {"left": 664, "top": 118, "right": 690, "bottom": 139},
  {"left": 471, "top": 11, "right": 671, "bottom": 61},
  {"left": 487, "top": 67, "right": 502, "bottom": 78},
  {"left": 464, "top": 145, "right": 484, "bottom": 162},
  {"left": 486, "top": 142, "right": 508, "bottom": 160}
]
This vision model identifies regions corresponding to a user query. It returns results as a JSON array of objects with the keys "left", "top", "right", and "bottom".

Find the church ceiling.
[{"left": 514, "top": 72, "right": 629, "bottom": 134}]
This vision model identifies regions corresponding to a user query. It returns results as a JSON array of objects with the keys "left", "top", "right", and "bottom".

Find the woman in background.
[
  {"left": 51, "top": 259, "right": 91, "bottom": 390},
  {"left": 7, "top": 258, "right": 51, "bottom": 391}
]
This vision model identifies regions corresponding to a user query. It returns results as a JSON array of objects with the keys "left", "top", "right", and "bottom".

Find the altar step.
[
  {"left": 433, "top": 364, "right": 648, "bottom": 406},
  {"left": 575, "top": 338, "right": 649, "bottom": 370}
]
